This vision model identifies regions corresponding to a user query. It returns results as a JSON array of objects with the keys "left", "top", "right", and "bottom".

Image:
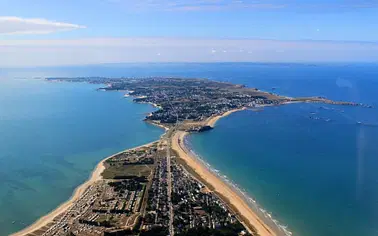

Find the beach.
[
  {"left": 11, "top": 99, "right": 281, "bottom": 236},
  {"left": 11, "top": 142, "right": 157, "bottom": 236},
  {"left": 171, "top": 130, "right": 276, "bottom": 236},
  {"left": 12, "top": 106, "right": 278, "bottom": 236},
  {"left": 4, "top": 64, "right": 378, "bottom": 236},
  {"left": 12, "top": 112, "right": 279, "bottom": 236},
  {"left": 206, "top": 108, "right": 247, "bottom": 127}
]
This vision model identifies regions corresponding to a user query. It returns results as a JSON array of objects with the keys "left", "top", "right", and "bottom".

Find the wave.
[{"left": 184, "top": 137, "right": 293, "bottom": 236}]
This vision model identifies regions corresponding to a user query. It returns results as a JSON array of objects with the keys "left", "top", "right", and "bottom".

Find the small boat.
[{"left": 357, "top": 121, "right": 362, "bottom": 125}]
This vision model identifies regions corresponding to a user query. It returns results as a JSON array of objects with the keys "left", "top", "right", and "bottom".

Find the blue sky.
[{"left": 1, "top": 0, "right": 378, "bottom": 66}]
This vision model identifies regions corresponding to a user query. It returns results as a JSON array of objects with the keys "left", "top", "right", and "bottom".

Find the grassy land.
[{"left": 102, "top": 164, "right": 153, "bottom": 179}]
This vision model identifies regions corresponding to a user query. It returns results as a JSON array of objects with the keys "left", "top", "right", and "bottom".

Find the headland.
[{"left": 12, "top": 77, "right": 371, "bottom": 236}]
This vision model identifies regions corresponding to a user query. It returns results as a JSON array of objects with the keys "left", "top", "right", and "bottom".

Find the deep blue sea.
[{"left": 1, "top": 63, "right": 378, "bottom": 235}]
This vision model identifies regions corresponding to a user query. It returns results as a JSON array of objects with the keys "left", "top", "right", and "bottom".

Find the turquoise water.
[
  {"left": 187, "top": 66, "right": 378, "bottom": 236},
  {"left": 189, "top": 105, "right": 378, "bottom": 236},
  {"left": 1, "top": 63, "right": 378, "bottom": 235},
  {"left": 0, "top": 78, "right": 163, "bottom": 235}
]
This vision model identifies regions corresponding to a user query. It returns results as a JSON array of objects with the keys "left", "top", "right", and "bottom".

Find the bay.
[{"left": 188, "top": 63, "right": 378, "bottom": 236}]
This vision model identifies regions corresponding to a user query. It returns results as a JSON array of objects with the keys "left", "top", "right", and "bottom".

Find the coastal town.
[
  {"left": 12, "top": 77, "right": 373, "bottom": 236},
  {"left": 47, "top": 77, "right": 371, "bottom": 130},
  {"left": 14, "top": 140, "right": 254, "bottom": 236}
]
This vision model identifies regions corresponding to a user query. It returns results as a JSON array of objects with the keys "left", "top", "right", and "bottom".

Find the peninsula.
[{"left": 12, "top": 77, "right": 370, "bottom": 236}]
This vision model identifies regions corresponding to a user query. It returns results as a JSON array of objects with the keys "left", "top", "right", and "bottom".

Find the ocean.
[
  {"left": 0, "top": 78, "right": 163, "bottom": 235},
  {"left": 1, "top": 63, "right": 378, "bottom": 235},
  {"left": 186, "top": 64, "right": 378, "bottom": 236}
]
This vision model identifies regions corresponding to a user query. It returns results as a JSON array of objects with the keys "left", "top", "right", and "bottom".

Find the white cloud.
[
  {"left": 0, "top": 17, "right": 85, "bottom": 35},
  {"left": 0, "top": 37, "right": 378, "bottom": 67}
]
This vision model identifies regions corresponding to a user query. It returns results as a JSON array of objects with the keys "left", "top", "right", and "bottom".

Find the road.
[
  {"left": 162, "top": 91, "right": 177, "bottom": 236},
  {"left": 167, "top": 137, "right": 174, "bottom": 236}
]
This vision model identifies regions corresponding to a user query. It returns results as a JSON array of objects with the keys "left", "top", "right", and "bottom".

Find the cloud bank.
[
  {"left": 1, "top": 37, "right": 378, "bottom": 67},
  {"left": 0, "top": 17, "right": 85, "bottom": 35}
]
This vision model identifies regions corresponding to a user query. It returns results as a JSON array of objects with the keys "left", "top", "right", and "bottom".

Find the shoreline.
[
  {"left": 176, "top": 107, "right": 292, "bottom": 236},
  {"left": 181, "top": 135, "right": 292, "bottom": 236},
  {"left": 10, "top": 141, "right": 158, "bottom": 236},
  {"left": 171, "top": 130, "right": 277, "bottom": 236},
  {"left": 206, "top": 107, "right": 247, "bottom": 127},
  {"left": 13, "top": 104, "right": 286, "bottom": 236},
  {"left": 207, "top": 108, "right": 292, "bottom": 235}
]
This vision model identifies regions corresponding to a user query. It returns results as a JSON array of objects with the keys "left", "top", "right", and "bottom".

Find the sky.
[{"left": 1, "top": 0, "right": 378, "bottom": 66}]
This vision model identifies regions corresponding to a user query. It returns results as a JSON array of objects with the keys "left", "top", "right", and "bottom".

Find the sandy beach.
[
  {"left": 171, "top": 130, "right": 276, "bottom": 236},
  {"left": 206, "top": 107, "right": 247, "bottom": 127},
  {"left": 148, "top": 121, "right": 169, "bottom": 131},
  {"left": 11, "top": 142, "right": 157, "bottom": 236},
  {"left": 13, "top": 107, "right": 276, "bottom": 236}
]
